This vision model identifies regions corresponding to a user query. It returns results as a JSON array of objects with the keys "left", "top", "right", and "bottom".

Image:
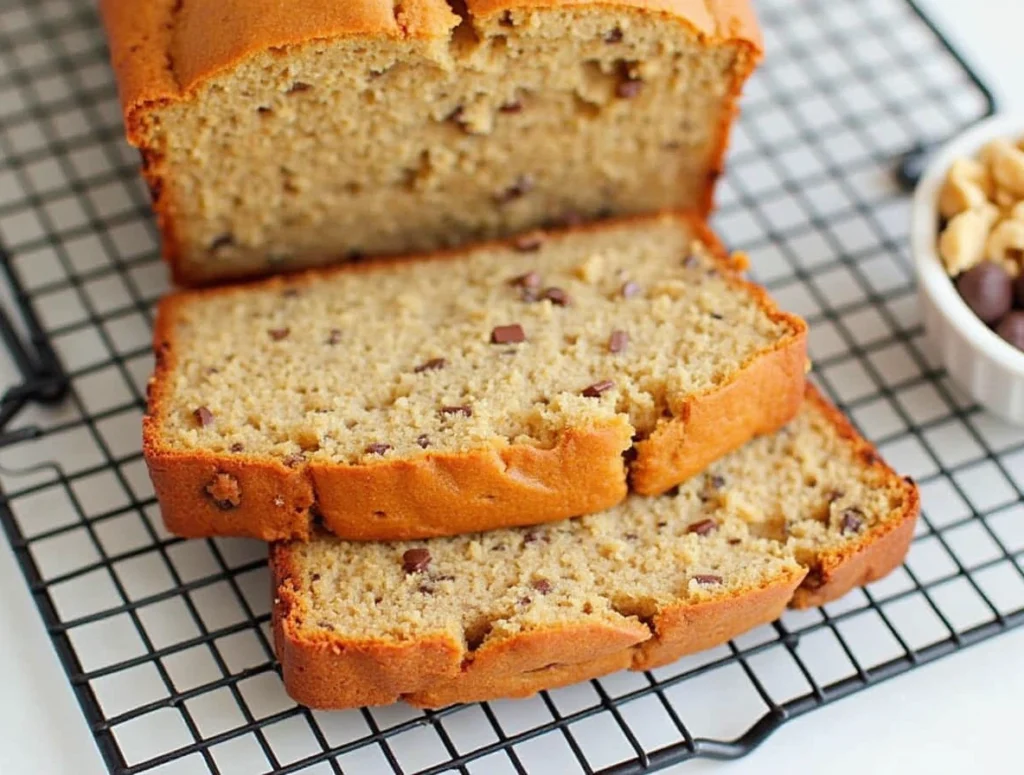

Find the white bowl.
[{"left": 912, "top": 112, "right": 1024, "bottom": 424}]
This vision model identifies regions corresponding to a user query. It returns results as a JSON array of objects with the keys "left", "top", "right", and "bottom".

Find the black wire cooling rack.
[{"left": 0, "top": 0, "right": 1018, "bottom": 773}]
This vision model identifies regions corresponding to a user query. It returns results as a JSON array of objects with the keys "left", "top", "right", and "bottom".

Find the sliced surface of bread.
[
  {"left": 144, "top": 215, "right": 807, "bottom": 542},
  {"left": 271, "top": 387, "right": 919, "bottom": 709},
  {"left": 100, "top": 0, "right": 761, "bottom": 285}
]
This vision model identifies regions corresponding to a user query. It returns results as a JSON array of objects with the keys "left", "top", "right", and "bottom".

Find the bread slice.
[
  {"left": 271, "top": 387, "right": 919, "bottom": 709},
  {"left": 144, "top": 215, "right": 807, "bottom": 542},
  {"left": 100, "top": 0, "right": 761, "bottom": 285}
]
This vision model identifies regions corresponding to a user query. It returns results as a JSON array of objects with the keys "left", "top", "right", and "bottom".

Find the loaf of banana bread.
[
  {"left": 271, "top": 386, "right": 919, "bottom": 709},
  {"left": 100, "top": 0, "right": 761, "bottom": 284},
  {"left": 143, "top": 214, "right": 806, "bottom": 541}
]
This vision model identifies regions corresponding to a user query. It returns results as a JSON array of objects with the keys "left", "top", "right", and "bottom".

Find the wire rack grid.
[{"left": 0, "top": 0, "right": 1018, "bottom": 773}]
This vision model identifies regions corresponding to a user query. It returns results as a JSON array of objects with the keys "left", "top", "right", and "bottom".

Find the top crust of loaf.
[{"left": 100, "top": 0, "right": 761, "bottom": 143}]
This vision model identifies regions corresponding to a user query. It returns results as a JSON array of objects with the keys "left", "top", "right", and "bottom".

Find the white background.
[{"left": 1, "top": 1, "right": 1023, "bottom": 773}]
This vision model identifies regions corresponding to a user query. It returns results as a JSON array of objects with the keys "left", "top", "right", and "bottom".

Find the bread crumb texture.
[
  {"left": 274, "top": 391, "right": 917, "bottom": 706},
  {"left": 113, "top": 1, "right": 759, "bottom": 282},
  {"left": 153, "top": 218, "right": 794, "bottom": 464}
]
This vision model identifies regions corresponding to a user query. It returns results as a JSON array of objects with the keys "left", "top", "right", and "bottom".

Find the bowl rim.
[{"left": 912, "top": 112, "right": 1024, "bottom": 377}]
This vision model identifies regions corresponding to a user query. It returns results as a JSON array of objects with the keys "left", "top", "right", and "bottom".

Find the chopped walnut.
[
  {"left": 939, "top": 171, "right": 990, "bottom": 219},
  {"left": 985, "top": 138, "right": 1024, "bottom": 198},
  {"left": 938, "top": 203, "right": 999, "bottom": 276},
  {"left": 986, "top": 218, "right": 1024, "bottom": 273}
]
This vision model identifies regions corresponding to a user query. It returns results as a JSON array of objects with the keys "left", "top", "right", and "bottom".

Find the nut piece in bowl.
[
  {"left": 938, "top": 137, "right": 1024, "bottom": 337},
  {"left": 913, "top": 114, "right": 1024, "bottom": 425}
]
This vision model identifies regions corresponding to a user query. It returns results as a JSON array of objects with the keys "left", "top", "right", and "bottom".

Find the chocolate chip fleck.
[
  {"left": 440, "top": 405, "right": 472, "bottom": 417},
  {"left": 523, "top": 530, "right": 540, "bottom": 544},
  {"left": 709, "top": 475, "right": 725, "bottom": 490},
  {"left": 366, "top": 443, "right": 392, "bottom": 456},
  {"left": 605, "top": 27, "right": 623, "bottom": 43},
  {"left": 687, "top": 519, "right": 718, "bottom": 536},
  {"left": 210, "top": 234, "right": 234, "bottom": 252},
  {"left": 728, "top": 538, "right": 743, "bottom": 545},
  {"left": 193, "top": 406, "right": 214, "bottom": 427},
  {"left": 205, "top": 472, "right": 241, "bottom": 510},
  {"left": 621, "top": 281, "right": 641, "bottom": 299},
  {"left": 710, "top": 312, "right": 724, "bottom": 320},
  {"left": 417, "top": 434, "right": 431, "bottom": 449},
  {"left": 499, "top": 10, "right": 514, "bottom": 26},
  {"left": 402, "top": 548, "right": 431, "bottom": 574},
  {"left": 499, "top": 101, "right": 523, "bottom": 113},
  {"left": 415, "top": 357, "right": 447, "bottom": 373},
  {"left": 840, "top": 507, "right": 864, "bottom": 534},
  {"left": 531, "top": 579, "right": 552, "bottom": 594},
  {"left": 494, "top": 174, "right": 534, "bottom": 205},
  {"left": 957, "top": 261, "right": 1013, "bottom": 325},
  {"left": 582, "top": 380, "right": 615, "bottom": 398},
  {"left": 693, "top": 574, "right": 723, "bottom": 586},
  {"left": 608, "top": 330, "right": 629, "bottom": 353},
  {"left": 827, "top": 489, "right": 845, "bottom": 503},
  {"left": 446, "top": 105, "right": 466, "bottom": 128},
  {"left": 268, "top": 327, "right": 290, "bottom": 341},
  {"left": 509, "top": 271, "right": 541, "bottom": 289},
  {"left": 518, "top": 596, "right": 532, "bottom": 605},
  {"left": 417, "top": 583, "right": 435, "bottom": 595},
  {"left": 326, "top": 328, "right": 342, "bottom": 345},
  {"left": 492, "top": 323, "right": 526, "bottom": 344},
  {"left": 311, "top": 573, "right": 321, "bottom": 581},
  {"left": 288, "top": 81, "right": 312, "bottom": 93},
  {"left": 543, "top": 287, "right": 570, "bottom": 306},
  {"left": 657, "top": 521, "right": 668, "bottom": 528},
  {"left": 616, "top": 78, "right": 644, "bottom": 99},
  {"left": 281, "top": 287, "right": 300, "bottom": 298},
  {"left": 624, "top": 532, "right": 638, "bottom": 540},
  {"left": 230, "top": 442, "right": 244, "bottom": 452},
  {"left": 513, "top": 233, "right": 544, "bottom": 252},
  {"left": 316, "top": 620, "right": 335, "bottom": 630}
]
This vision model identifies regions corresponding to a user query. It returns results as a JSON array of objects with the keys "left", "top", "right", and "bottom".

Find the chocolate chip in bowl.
[
  {"left": 913, "top": 113, "right": 1024, "bottom": 424},
  {"left": 955, "top": 262, "right": 1013, "bottom": 324}
]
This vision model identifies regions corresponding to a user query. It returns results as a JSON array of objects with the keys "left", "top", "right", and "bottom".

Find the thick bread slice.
[
  {"left": 144, "top": 214, "right": 807, "bottom": 541},
  {"left": 271, "top": 386, "right": 919, "bottom": 709},
  {"left": 100, "top": 0, "right": 760, "bottom": 284}
]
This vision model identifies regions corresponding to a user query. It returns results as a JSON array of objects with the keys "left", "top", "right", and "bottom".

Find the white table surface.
[{"left": 2, "top": 1, "right": 1024, "bottom": 773}]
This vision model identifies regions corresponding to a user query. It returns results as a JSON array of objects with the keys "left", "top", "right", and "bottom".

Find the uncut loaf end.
[
  {"left": 271, "top": 386, "right": 919, "bottom": 709},
  {"left": 101, "top": 0, "right": 761, "bottom": 285},
  {"left": 144, "top": 214, "right": 807, "bottom": 542}
]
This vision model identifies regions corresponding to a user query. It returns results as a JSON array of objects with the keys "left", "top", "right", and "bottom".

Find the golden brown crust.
[
  {"left": 629, "top": 303, "right": 807, "bottom": 495},
  {"left": 789, "top": 389, "right": 921, "bottom": 609},
  {"left": 633, "top": 568, "right": 805, "bottom": 670},
  {"left": 144, "top": 214, "right": 804, "bottom": 542},
  {"left": 99, "top": 0, "right": 457, "bottom": 135},
  {"left": 101, "top": 0, "right": 759, "bottom": 123},
  {"left": 311, "top": 423, "right": 632, "bottom": 541},
  {"left": 629, "top": 215, "right": 807, "bottom": 494},
  {"left": 271, "top": 541, "right": 801, "bottom": 710},
  {"left": 100, "top": 1, "right": 760, "bottom": 284},
  {"left": 272, "top": 546, "right": 465, "bottom": 707},
  {"left": 271, "top": 384, "right": 919, "bottom": 710}
]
